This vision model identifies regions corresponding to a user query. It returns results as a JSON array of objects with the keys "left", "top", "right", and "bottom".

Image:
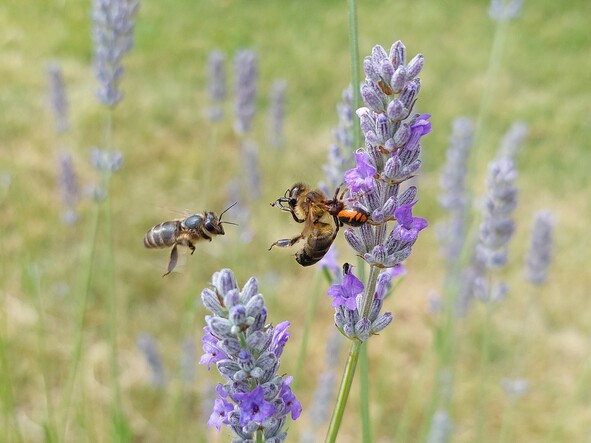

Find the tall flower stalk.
[
  {"left": 325, "top": 40, "right": 431, "bottom": 442},
  {"left": 199, "top": 269, "right": 301, "bottom": 442}
]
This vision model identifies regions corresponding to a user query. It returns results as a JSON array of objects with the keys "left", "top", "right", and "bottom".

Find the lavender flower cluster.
[
  {"left": 199, "top": 269, "right": 301, "bottom": 442},
  {"left": 234, "top": 50, "right": 258, "bottom": 136},
  {"left": 342, "top": 42, "right": 430, "bottom": 270},
  {"left": 206, "top": 50, "right": 226, "bottom": 122},
  {"left": 328, "top": 264, "right": 404, "bottom": 341},
  {"left": 92, "top": 0, "right": 140, "bottom": 107},
  {"left": 525, "top": 210, "right": 554, "bottom": 285}
]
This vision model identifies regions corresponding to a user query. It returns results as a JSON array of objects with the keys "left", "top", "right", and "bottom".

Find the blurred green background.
[{"left": 1, "top": 0, "right": 590, "bottom": 441}]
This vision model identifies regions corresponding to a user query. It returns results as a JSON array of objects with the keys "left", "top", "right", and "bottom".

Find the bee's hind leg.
[
  {"left": 268, "top": 234, "right": 303, "bottom": 251},
  {"left": 163, "top": 244, "right": 179, "bottom": 277}
]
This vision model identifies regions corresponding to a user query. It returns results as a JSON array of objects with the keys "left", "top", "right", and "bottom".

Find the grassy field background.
[{"left": 1, "top": 0, "right": 590, "bottom": 441}]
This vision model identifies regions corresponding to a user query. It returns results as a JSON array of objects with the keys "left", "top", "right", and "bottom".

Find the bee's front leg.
[
  {"left": 188, "top": 242, "right": 196, "bottom": 255},
  {"left": 268, "top": 234, "right": 303, "bottom": 251}
]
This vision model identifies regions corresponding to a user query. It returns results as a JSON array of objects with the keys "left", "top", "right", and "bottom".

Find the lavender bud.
[
  {"left": 400, "top": 79, "right": 420, "bottom": 109},
  {"left": 371, "top": 44, "right": 388, "bottom": 63},
  {"left": 344, "top": 228, "right": 367, "bottom": 255},
  {"left": 237, "top": 349, "right": 255, "bottom": 372},
  {"left": 371, "top": 312, "right": 393, "bottom": 333},
  {"left": 406, "top": 54, "right": 425, "bottom": 79},
  {"left": 217, "top": 360, "right": 241, "bottom": 380},
  {"left": 393, "top": 123, "right": 411, "bottom": 147},
  {"left": 220, "top": 338, "right": 242, "bottom": 356},
  {"left": 379, "top": 58, "right": 395, "bottom": 82},
  {"left": 368, "top": 298, "right": 383, "bottom": 321},
  {"left": 202, "top": 288, "right": 225, "bottom": 316},
  {"left": 249, "top": 307, "right": 267, "bottom": 332},
  {"left": 357, "top": 107, "right": 375, "bottom": 135},
  {"left": 389, "top": 40, "right": 406, "bottom": 68},
  {"left": 224, "top": 289, "right": 241, "bottom": 309},
  {"left": 398, "top": 186, "right": 417, "bottom": 206},
  {"left": 241, "top": 277, "right": 259, "bottom": 301},
  {"left": 355, "top": 318, "right": 371, "bottom": 342},
  {"left": 363, "top": 57, "right": 380, "bottom": 83},
  {"left": 256, "top": 352, "right": 277, "bottom": 372},
  {"left": 390, "top": 66, "right": 406, "bottom": 93},
  {"left": 387, "top": 99, "right": 406, "bottom": 121},
  {"left": 213, "top": 268, "right": 238, "bottom": 296},
  {"left": 207, "top": 317, "right": 232, "bottom": 337},
  {"left": 245, "top": 331, "right": 267, "bottom": 351},
  {"left": 245, "top": 294, "right": 264, "bottom": 318},
  {"left": 361, "top": 83, "right": 385, "bottom": 113}
]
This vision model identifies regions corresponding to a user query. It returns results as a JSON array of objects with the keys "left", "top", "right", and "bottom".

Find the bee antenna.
[
  {"left": 221, "top": 221, "right": 239, "bottom": 227},
  {"left": 219, "top": 201, "right": 238, "bottom": 222}
]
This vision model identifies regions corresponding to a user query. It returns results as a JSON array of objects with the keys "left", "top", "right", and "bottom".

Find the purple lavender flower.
[
  {"left": 343, "top": 150, "right": 376, "bottom": 194},
  {"left": 267, "top": 79, "right": 287, "bottom": 148},
  {"left": 205, "top": 50, "right": 226, "bottom": 121},
  {"left": 392, "top": 202, "right": 428, "bottom": 243},
  {"left": 330, "top": 265, "right": 394, "bottom": 340},
  {"left": 524, "top": 210, "right": 554, "bottom": 285},
  {"left": 327, "top": 266, "right": 364, "bottom": 310},
  {"left": 234, "top": 49, "right": 258, "bottom": 135},
  {"left": 208, "top": 385, "right": 234, "bottom": 431},
  {"left": 92, "top": 0, "right": 140, "bottom": 107},
  {"left": 241, "top": 140, "right": 261, "bottom": 199},
  {"left": 199, "top": 269, "right": 300, "bottom": 440},
  {"left": 318, "top": 245, "right": 340, "bottom": 279},
  {"left": 47, "top": 63, "right": 69, "bottom": 133},
  {"left": 90, "top": 147, "right": 124, "bottom": 172},
  {"left": 498, "top": 121, "right": 528, "bottom": 161}
]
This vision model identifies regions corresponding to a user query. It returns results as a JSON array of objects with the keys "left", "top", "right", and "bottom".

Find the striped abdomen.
[
  {"left": 144, "top": 221, "right": 180, "bottom": 249},
  {"left": 296, "top": 225, "right": 337, "bottom": 267}
]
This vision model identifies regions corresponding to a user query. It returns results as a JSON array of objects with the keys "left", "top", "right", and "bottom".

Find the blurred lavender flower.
[
  {"left": 426, "top": 409, "right": 453, "bottom": 443},
  {"left": 489, "top": 0, "right": 524, "bottom": 21},
  {"left": 319, "top": 85, "right": 355, "bottom": 195},
  {"left": 477, "top": 159, "right": 518, "bottom": 269},
  {"left": 57, "top": 151, "right": 79, "bottom": 224},
  {"left": 242, "top": 140, "right": 261, "bottom": 199},
  {"left": 459, "top": 158, "right": 518, "bottom": 312},
  {"left": 234, "top": 50, "right": 258, "bottom": 136},
  {"left": 91, "top": 147, "right": 124, "bottom": 172},
  {"left": 329, "top": 264, "right": 395, "bottom": 341},
  {"left": 205, "top": 50, "right": 226, "bottom": 122},
  {"left": 47, "top": 63, "right": 69, "bottom": 133},
  {"left": 525, "top": 210, "right": 554, "bottom": 285},
  {"left": 501, "top": 378, "right": 529, "bottom": 398},
  {"left": 437, "top": 117, "right": 474, "bottom": 261},
  {"left": 199, "top": 269, "right": 301, "bottom": 441},
  {"left": 92, "top": 0, "right": 140, "bottom": 107},
  {"left": 498, "top": 121, "right": 528, "bottom": 161},
  {"left": 137, "top": 333, "right": 166, "bottom": 388},
  {"left": 267, "top": 79, "right": 287, "bottom": 148},
  {"left": 180, "top": 336, "right": 197, "bottom": 384},
  {"left": 318, "top": 245, "right": 340, "bottom": 280},
  {"left": 226, "top": 180, "right": 253, "bottom": 244}
]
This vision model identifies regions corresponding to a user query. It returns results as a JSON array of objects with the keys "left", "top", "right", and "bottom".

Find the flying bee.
[
  {"left": 269, "top": 183, "right": 370, "bottom": 266},
  {"left": 144, "top": 202, "right": 237, "bottom": 276}
]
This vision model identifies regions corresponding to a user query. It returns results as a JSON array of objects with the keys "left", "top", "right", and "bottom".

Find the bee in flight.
[
  {"left": 144, "top": 202, "right": 237, "bottom": 276},
  {"left": 269, "top": 183, "right": 370, "bottom": 266}
]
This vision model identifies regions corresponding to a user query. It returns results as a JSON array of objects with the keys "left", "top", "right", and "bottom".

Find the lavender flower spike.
[
  {"left": 489, "top": 0, "right": 524, "bottom": 21},
  {"left": 57, "top": 151, "right": 80, "bottom": 224},
  {"left": 206, "top": 50, "right": 226, "bottom": 122},
  {"left": 267, "top": 79, "right": 287, "bottom": 148},
  {"left": 137, "top": 333, "right": 166, "bottom": 388},
  {"left": 47, "top": 63, "right": 69, "bottom": 133},
  {"left": 92, "top": 0, "right": 140, "bottom": 107},
  {"left": 234, "top": 49, "right": 258, "bottom": 135},
  {"left": 524, "top": 210, "right": 554, "bottom": 285},
  {"left": 199, "top": 269, "right": 301, "bottom": 441}
]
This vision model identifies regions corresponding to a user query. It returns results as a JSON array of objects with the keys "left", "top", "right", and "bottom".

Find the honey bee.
[
  {"left": 144, "top": 202, "right": 237, "bottom": 276},
  {"left": 269, "top": 183, "right": 369, "bottom": 266}
]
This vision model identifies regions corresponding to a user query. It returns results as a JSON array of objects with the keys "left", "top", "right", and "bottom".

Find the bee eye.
[{"left": 205, "top": 222, "right": 215, "bottom": 231}]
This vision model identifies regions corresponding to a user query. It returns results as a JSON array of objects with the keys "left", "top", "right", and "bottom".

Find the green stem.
[
  {"left": 359, "top": 342, "right": 371, "bottom": 443},
  {"left": 294, "top": 270, "right": 323, "bottom": 387},
  {"left": 325, "top": 340, "right": 362, "bottom": 443},
  {"left": 475, "top": 302, "right": 493, "bottom": 441},
  {"left": 255, "top": 429, "right": 264, "bottom": 443},
  {"left": 61, "top": 202, "right": 100, "bottom": 438}
]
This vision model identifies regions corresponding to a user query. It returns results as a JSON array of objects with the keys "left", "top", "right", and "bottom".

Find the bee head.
[{"left": 204, "top": 212, "right": 225, "bottom": 236}]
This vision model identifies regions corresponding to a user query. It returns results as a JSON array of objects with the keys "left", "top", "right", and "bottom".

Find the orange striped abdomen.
[
  {"left": 337, "top": 207, "right": 369, "bottom": 227},
  {"left": 144, "top": 221, "right": 180, "bottom": 249}
]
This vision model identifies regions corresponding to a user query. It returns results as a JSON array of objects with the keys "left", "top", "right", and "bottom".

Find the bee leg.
[
  {"left": 188, "top": 242, "right": 196, "bottom": 255},
  {"left": 268, "top": 235, "right": 303, "bottom": 251},
  {"left": 163, "top": 244, "right": 179, "bottom": 277}
]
